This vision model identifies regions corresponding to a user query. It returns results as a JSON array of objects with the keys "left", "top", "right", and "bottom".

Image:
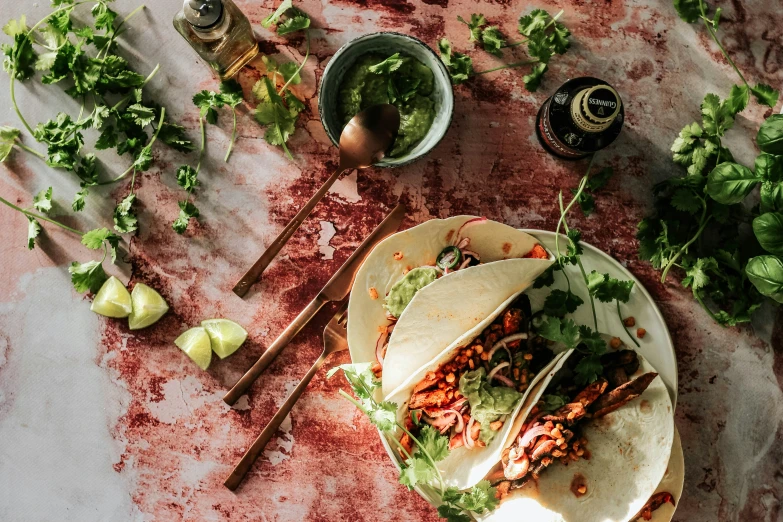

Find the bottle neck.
[{"left": 570, "top": 84, "right": 621, "bottom": 133}]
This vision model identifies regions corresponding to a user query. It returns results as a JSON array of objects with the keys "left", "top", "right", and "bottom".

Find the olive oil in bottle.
[
  {"left": 173, "top": 0, "right": 258, "bottom": 80},
  {"left": 536, "top": 77, "right": 625, "bottom": 159}
]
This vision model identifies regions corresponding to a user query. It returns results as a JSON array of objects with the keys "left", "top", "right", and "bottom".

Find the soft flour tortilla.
[
  {"left": 479, "top": 354, "right": 674, "bottom": 522},
  {"left": 385, "top": 342, "right": 572, "bottom": 492},
  {"left": 347, "top": 215, "right": 552, "bottom": 397}
]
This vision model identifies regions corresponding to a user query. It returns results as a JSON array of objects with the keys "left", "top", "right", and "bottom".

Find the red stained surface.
[{"left": 2, "top": 0, "right": 783, "bottom": 520}]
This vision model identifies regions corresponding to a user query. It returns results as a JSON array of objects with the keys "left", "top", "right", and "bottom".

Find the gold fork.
[{"left": 224, "top": 301, "right": 349, "bottom": 491}]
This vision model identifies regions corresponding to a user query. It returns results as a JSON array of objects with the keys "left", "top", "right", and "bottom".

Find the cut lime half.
[
  {"left": 174, "top": 327, "right": 212, "bottom": 370},
  {"left": 128, "top": 283, "right": 169, "bottom": 330},
  {"left": 91, "top": 276, "right": 132, "bottom": 318},
  {"left": 201, "top": 318, "right": 248, "bottom": 359}
]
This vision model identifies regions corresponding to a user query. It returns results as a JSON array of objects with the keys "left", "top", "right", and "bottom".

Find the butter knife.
[{"left": 223, "top": 203, "right": 406, "bottom": 405}]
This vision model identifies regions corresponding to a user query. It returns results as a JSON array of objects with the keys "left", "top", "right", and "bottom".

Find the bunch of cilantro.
[
  {"left": 438, "top": 8, "right": 570, "bottom": 91},
  {"left": 327, "top": 363, "right": 498, "bottom": 522},
  {"left": 253, "top": 0, "right": 311, "bottom": 159},
  {"left": 637, "top": 0, "right": 783, "bottom": 326}
]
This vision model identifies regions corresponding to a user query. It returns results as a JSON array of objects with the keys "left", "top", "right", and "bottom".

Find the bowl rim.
[{"left": 317, "top": 31, "right": 455, "bottom": 168}]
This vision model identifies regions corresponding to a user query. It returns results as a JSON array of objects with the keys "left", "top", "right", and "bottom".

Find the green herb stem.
[
  {"left": 111, "top": 63, "right": 161, "bottom": 112},
  {"left": 277, "top": 29, "right": 310, "bottom": 95},
  {"left": 0, "top": 196, "right": 84, "bottom": 236},
  {"left": 660, "top": 208, "right": 712, "bottom": 283},
  {"left": 698, "top": 1, "right": 749, "bottom": 89},
  {"left": 473, "top": 59, "right": 539, "bottom": 76},
  {"left": 224, "top": 108, "right": 237, "bottom": 162},
  {"left": 693, "top": 289, "right": 722, "bottom": 324},
  {"left": 616, "top": 300, "right": 640, "bottom": 348},
  {"left": 14, "top": 141, "right": 46, "bottom": 159}
]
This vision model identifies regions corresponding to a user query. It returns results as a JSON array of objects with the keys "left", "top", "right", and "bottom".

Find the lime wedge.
[
  {"left": 201, "top": 318, "right": 248, "bottom": 359},
  {"left": 174, "top": 327, "right": 212, "bottom": 370},
  {"left": 90, "top": 276, "right": 132, "bottom": 318},
  {"left": 128, "top": 283, "right": 169, "bottom": 330}
]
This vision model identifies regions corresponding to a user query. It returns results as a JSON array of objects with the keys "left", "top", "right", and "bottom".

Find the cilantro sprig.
[
  {"left": 536, "top": 317, "right": 607, "bottom": 385},
  {"left": 0, "top": 190, "right": 121, "bottom": 294},
  {"left": 328, "top": 364, "right": 499, "bottom": 521},
  {"left": 439, "top": 9, "right": 570, "bottom": 92},
  {"left": 254, "top": 1, "right": 310, "bottom": 159}
]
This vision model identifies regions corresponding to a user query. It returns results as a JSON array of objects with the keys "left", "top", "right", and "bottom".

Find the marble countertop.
[{"left": 1, "top": 0, "right": 782, "bottom": 520}]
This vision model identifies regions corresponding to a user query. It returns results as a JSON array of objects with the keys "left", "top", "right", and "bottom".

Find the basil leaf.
[
  {"left": 761, "top": 181, "right": 783, "bottom": 213},
  {"left": 755, "top": 153, "right": 782, "bottom": 182},
  {"left": 757, "top": 114, "right": 783, "bottom": 154},
  {"left": 746, "top": 255, "right": 783, "bottom": 303},
  {"left": 752, "top": 212, "right": 783, "bottom": 256},
  {"left": 706, "top": 162, "right": 762, "bottom": 204}
]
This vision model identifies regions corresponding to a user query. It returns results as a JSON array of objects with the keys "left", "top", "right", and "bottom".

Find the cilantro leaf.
[
  {"left": 751, "top": 83, "right": 780, "bottom": 108},
  {"left": 481, "top": 26, "right": 505, "bottom": 56},
  {"left": 683, "top": 257, "right": 718, "bottom": 289},
  {"left": 437, "top": 505, "right": 471, "bottom": 522},
  {"left": 0, "top": 125, "right": 21, "bottom": 162},
  {"left": 701, "top": 92, "right": 735, "bottom": 137},
  {"left": 126, "top": 103, "right": 156, "bottom": 128},
  {"left": 32, "top": 187, "right": 53, "bottom": 213},
  {"left": 261, "top": 0, "right": 293, "bottom": 28},
  {"left": 113, "top": 193, "right": 138, "bottom": 234},
  {"left": 459, "top": 480, "right": 498, "bottom": 513},
  {"left": 72, "top": 187, "right": 88, "bottom": 212},
  {"left": 417, "top": 425, "right": 450, "bottom": 462},
  {"left": 540, "top": 393, "right": 569, "bottom": 412},
  {"left": 133, "top": 146, "right": 153, "bottom": 171},
  {"left": 725, "top": 84, "right": 749, "bottom": 115},
  {"left": 438, "top": 38, "right": 473, "bottom": 85},
  {"left": 457, "top": 14, "right": 487, "bottom": 42},
  {"left": 523, "top": 62, "right": 547, "bottom": 92},
  {"left": 367, "top": 400, "right": 397, "bottom": 431},
  {"left": 670, "top": 187, "right": 702, "bottom": 214},
  {"left": 673, "top": 0, "right": 702, "bottom": 23},
  {"left": 95, "top": 125, "right": 118, "bottom": 150},
  {"left": 219, "top": 79, "right": 244, "bottom": 107},
  {"left": 518, "top": 9, "right": 550, "bottom": 36},
  {"left": 158, "top": 122, "right": 195, "bottom": 152},
  {"left": 399, "top": 456, "right": 436, "bottom": 490},
  {"left": 176, "top": 165, "right": 199, "bottom": 191},
  {"left": 172, "top": 200, "right": 199, "bottom": 234},
  {"left": 368, "top": 53, "right": 405, "bottom": 75},
  {"left": 81, "top": 227, "right": 120, "bottom": 250},
  {"left": 277, "top": 8, "right": 311, "bottom": 35},
  {"left": 547, "top": 22, "right": 571, "bottom": 54},
  {"left": 586, "top": 271, "right": 634, "bottom": 303},
  {"left": 543, "top": 289, "right": 583, "bottom": 316},
  {"left": 69, "top": 259, "right": 107, "bottom": 294},
  {"left": 537, "top": 317, "right": 580, "bottom": 349},
  {"left": 27, "top": 217, "right": 42, "bottom": 250},
  {"left": 327, "top": 363, "right": 380, "bottom": 398},
  {"left": 574, "top": 353, "right": 603, "bottom": 385}
]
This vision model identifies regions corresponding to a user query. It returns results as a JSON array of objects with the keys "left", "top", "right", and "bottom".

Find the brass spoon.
[{"left": 232, "top": 104, "right": 401, "bottom": 298}]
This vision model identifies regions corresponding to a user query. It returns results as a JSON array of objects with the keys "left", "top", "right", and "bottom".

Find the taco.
[
  {"left": 385, "top": 295, "right": 568, "bottom": 490},
  {"left": 479, "top": 349, "right": 674, "bottom": 522},
  {"left": 347, "top": 215, "right": 553, "bottom": 397}
]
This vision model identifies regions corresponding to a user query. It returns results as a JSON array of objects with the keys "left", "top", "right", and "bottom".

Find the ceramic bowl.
[{"left": 318, "top": 32, "right": 455, "bottom": 168}]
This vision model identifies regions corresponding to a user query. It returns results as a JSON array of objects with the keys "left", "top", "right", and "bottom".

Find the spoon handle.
[{"left": 232, "top": 166, "right": 347, "bottom": 297}]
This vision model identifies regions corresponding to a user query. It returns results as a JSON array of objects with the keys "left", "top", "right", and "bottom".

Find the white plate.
[
  {"left": 523, "top": 230, "right": 678, "bottom": 407},
  {"left": 376, "top": 229, "right": 680, "bottom": 520}
]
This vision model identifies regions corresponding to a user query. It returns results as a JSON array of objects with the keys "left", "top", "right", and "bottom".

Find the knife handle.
[
  {"left": 224, "top": 352, "right": 327, "bottom": 491},
  {"left": 223, "top": 297, "right": 327, "bottom": 405}
]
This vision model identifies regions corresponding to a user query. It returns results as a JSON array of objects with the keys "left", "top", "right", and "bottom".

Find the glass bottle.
[
  {"left": 173, "top": 0, "right": 259, "bottom": 80},
  {"left": 536, "top": 77, "right": 625, "bottom": 160}
]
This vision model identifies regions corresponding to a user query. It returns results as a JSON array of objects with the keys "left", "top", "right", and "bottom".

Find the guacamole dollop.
[
  {"left": 384, "top": 266, "right": 439, "bottom": 318},
  {"left": 337, "top": 52, "right": 436, "bottom": 158},
  {"left": 460, "top": 368, "right": 522, "bottom": 443}
]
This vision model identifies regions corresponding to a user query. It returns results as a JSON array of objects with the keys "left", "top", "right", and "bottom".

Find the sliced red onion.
[
  {"left": 464, "top": 417, "right": 476, "bottom": 449},
  {"left": 375, "top": 329, "right": 389, "bottom": 366},
  {"left": 455, "top": 236, "right": 471, "bottom": 250},
  {"left": 488, "top": 361, "right": 510, "bottom": 383},
  {"left": 487, "top": 343, "right": 512, "bottom": 365},
  {"left": 454, "top": 217, "right": 487, "bottom": 245},
  {"left": 519, "top": 425, "right": 551, "bottom": 448},
  {"left": 461, "top": 249, "right": 480, "bottom": 260},
  {"left": 491, "top": 333, "right": 529, "bottom": 354},
  {"left": 493, "top": 374, "right": 516, "bottom": 388},
  {"left": 457, "top": 258, "right": 472, "bottom": 270}
]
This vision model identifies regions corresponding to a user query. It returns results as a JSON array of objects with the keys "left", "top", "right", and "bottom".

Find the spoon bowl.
[{"left": 339, "top": 104, "right": 400, "bottom": 170}]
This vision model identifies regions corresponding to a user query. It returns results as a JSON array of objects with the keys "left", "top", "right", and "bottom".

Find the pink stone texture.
[{"left": 0, "top": 0, "right": 782, "bottom": 521}]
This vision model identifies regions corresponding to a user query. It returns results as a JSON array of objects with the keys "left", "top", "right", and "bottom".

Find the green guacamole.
[
  {"left": 384, "top": 266, "right": 439, "bottom": 318},
  {"left": 460, "top": 367, "right": 522, "bottom": 443},
  {"left": 337, "top": 53, "right": 436, "bottom": 157}
]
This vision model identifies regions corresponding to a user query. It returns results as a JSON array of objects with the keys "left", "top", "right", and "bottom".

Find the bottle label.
[{"left": 537, "top": 98, "right": 585, "bottom": 158}]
